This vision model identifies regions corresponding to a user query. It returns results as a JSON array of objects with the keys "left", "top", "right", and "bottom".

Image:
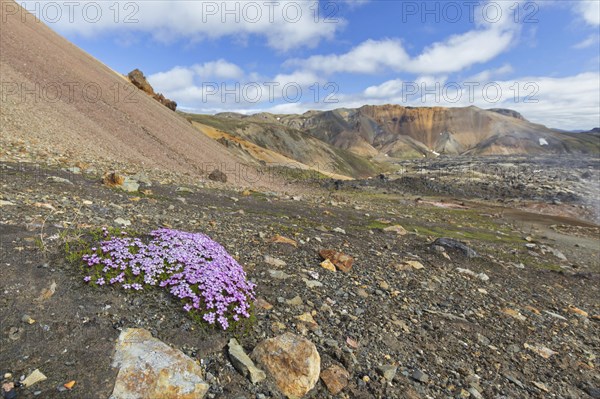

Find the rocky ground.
[
  {"left": 1, "top": 158, "right": 599, "bottom": 399},
  {"left": 334, "top": 156, "right": 600, "bottom": 223}
]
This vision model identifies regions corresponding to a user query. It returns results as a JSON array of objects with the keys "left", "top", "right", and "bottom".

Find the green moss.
[{"left": 366, "top": 220, "right": 390, "bottom": 230}]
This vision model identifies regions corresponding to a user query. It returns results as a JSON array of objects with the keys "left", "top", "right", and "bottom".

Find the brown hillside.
[{"left": 0, "top": 1, "right": 250, "bottom": 184}]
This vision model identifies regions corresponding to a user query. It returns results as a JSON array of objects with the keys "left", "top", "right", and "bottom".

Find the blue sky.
[{"left": 22, "top": 0, "right": 600, "bottom": 129}]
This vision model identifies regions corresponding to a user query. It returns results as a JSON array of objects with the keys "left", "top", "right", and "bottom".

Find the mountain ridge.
[{"left": 186, "top": 105, "right": 599, "bottom": 178}]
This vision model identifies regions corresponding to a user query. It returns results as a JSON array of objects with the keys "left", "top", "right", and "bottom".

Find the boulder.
[
  {"left": 153, "top": 93, "right": 177, "bottom": 111},
  {"left": 102, "top": 172, "right": 139, "bottom": 192},
  {"left": 208, "top": 169, "right": 228, "bottom": 183},
  {"left": 111, "top": 328, "right": 209, "bottom": 399},
  {"left": 252, "top": 333, "right": 320, "bottom": 398},
  {"left": 127, "top": 69, "right": 177, "bottom": 111},
  {"left": 432, "top": 237, "right": 478, "bottom": 258},
  {"left": 319, "top": 250, "right": 353, "bottom": 273},
  {"left": 127, "top": 69, "right": 155, "bottom": 95}
]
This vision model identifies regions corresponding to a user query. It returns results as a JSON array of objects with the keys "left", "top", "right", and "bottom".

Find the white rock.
[{"left": 110, "top": 328, "right": 208, "bottom": 399}]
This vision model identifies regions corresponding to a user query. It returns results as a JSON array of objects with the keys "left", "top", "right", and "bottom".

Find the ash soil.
[{"left": 0, "top": 159, "right": 599, "bottom": 399}]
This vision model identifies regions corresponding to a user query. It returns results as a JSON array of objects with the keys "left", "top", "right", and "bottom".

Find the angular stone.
[
  {"left": 320, "top": 259, "right": 336, "bottom": 272},
  {"left": 228, "top": 338, "right": 266, "bottom": 384},
  {"left": 114, "top": 218, "right": 131, "bottom": 227},
  {"left": 255, "top": 298, "right": 273, "bottom": 310},
  {"left": 378, "top": 365, "right": 397, "bottom": 381},
  {"left": 286, "top": 296, "right": 303, "bottom": 306},
  {"left": 111, "top": 328, "right": 208, "bottom": 399},
  {"left": 502, "top": 308, "right": 527, "bottom": 322},
  {"left": 404, "top": 260, "right": 424, "bottom": 270},
  {"left": 303, "top": 279, "right": 323, "bottom": 289},
  {"left": 252, "top": 333, "right": 320, "bottom": 398},
  {"left": 22, "top": 369, "right": 47, "bottom": 387},
  {"left": 270, "top": 235, "right": 298, "bottom": 247},
  {"left": 524, "top": 343, "right": 558, "bottom": 359},
  {"left": 320, "top": 365, "right": 350, "bottom": 395},
  {"left": 567, "top": 305, "right": 588, "bottom": 317},
  {"left": 319, "top": 250, "right": 353, "bottom": 273},
  {"left": 121, "top": 177, "right": 140, "bottom": 193},
  {"left": 295, "top": 313, "right": 319, "bottom": 331},
  {"left": 264, "top": 255, "right": 287, "bottom": 267},
  {"left": 269, "top": 270, "right": 292, "bottom": 280},
  {"left": 383, "top": 225, "right": 407, "bottom": 235},
  {"left": 412, "top": 369, "right": 429, "bottom": 384},
  {"left": 432, "top": 237, "right": 478, "bottom": 258}
]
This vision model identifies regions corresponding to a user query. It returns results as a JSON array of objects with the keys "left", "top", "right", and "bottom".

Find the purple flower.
[{"left": 84, "top": 228, "right": 255, "bottom": 330}]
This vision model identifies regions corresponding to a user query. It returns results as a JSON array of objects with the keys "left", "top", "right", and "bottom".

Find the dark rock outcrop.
[
  {"left": 488, "top": 108, "right": 526, "bottom": 121},
  {"left": 208, "top": 169, "right": 228, "bottom": 183},
  {"left": 127, "top": 69, "right": 177, "bottom": 111}
]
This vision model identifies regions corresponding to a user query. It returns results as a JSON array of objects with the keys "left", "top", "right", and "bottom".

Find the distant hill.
[
  {"left": 183, "top": 113, "right": 381, "bottom": 179},
  {"left": 188, "top": 105, "right": 599, "bottom": 175}
]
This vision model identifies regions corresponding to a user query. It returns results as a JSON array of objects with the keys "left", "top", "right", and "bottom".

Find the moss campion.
[{"left": 83, "top": 228, "right": 255, "bottom": 330}]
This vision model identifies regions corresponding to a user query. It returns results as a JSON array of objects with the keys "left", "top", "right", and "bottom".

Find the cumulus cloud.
[
  {"left": 148, "top": 60, "right": 246, "bottom": 93},
  {"left": 148, "top": 60, "right": 328, "bottom": 111},
  {"left": 287, "top": 1, "right": 521, "bottom": 75},
  {"left": 193, "top": 60, "right": 245, "bottom": 80},
  {"left": 19, "top": 0, "right": 344, "bottom": 51},
  {"left": 574, "top": 1, "right": 600, "bottom": 26},
  {"left": 320, "top": 72, "right": 600, "bottom": 130},
  {"left": 287, "top": 39, "right": 410, "bottom": 74},
  {"left": 148, "top": 67, "right": 196, "bottom": 92}
]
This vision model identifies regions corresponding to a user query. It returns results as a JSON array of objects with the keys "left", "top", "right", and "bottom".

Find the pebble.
[
  {"left": 412, "top": 369, "right": 429, "bottom": 383},
  {"left": 264, "top": 255, "right": 286, "bottom": 267},
  {"left": 268, "top": 270, "right": 292, "bottom": 280},
  {"left": 468, "top": 387, "right": 483, "bottom": 399},
  {"left": 286, "top": 296, "right": 303, "bottom": 306},
  {"left": 47, "top": 176, "right": 73, "bottom": 185},
  {"left": 320, "top": 259, "right": 336, "bottom": 272},
  {"left": 378, "top": 365, "right": 397, "bottom": 381},
  {"left": 303, "top": 279, "right": 323, "bottom": 289},
  {"left": 114, "top": 217, "right": 131, "bottom": 227},
  {"left": 544, "top": 310, "right": 567, "bottom": 321}
]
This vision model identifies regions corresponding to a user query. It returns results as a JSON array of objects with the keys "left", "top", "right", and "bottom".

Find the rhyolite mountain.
[{"left": 185, "top": 105, "right": 599, "bottom": 177}]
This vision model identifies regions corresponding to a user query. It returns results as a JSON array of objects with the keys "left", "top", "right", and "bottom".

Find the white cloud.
[
  {"left": 406, "top": 28, "right": 515, "bottom": 74},
  {"left": 193, "top": 60, "right": 245, "bottom": 80},
  {"left": 198, "top": 72, "right": 598, "bottom": 131},
  {"left": 573, "top": 34, "right": 600, "bottom": 49},
  {"left": 574, "top": 1, "right": 600, "bottom": 26},
  {"left": 345, "top": 72, "right": 600, "bottom": 130},
  {"left": 287, "top": 39, "right": 410, "bottom": 74},
  {"left": 148, "top": 60, "right": 246, "bottom": 94},
  {"left": 466, "top": 64, "right": 514, "bottom": 81},
  {"left": 272, "top": 71, "right": 324, "bottom": 87},
  {"left": 19, "top": 0, "right": 344, "bottom": 51},
  {"left": 148, "top": 67, "right": 195, "bottom": 92},
  {"left": 287, "top": 1, "right": 521, "bottom": 75},
  {"left": 363, "top": 79, "right": 404, "bottom": 99},
  {"left": 148, "top": 60, "right": 327, "bottom": 110}
]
